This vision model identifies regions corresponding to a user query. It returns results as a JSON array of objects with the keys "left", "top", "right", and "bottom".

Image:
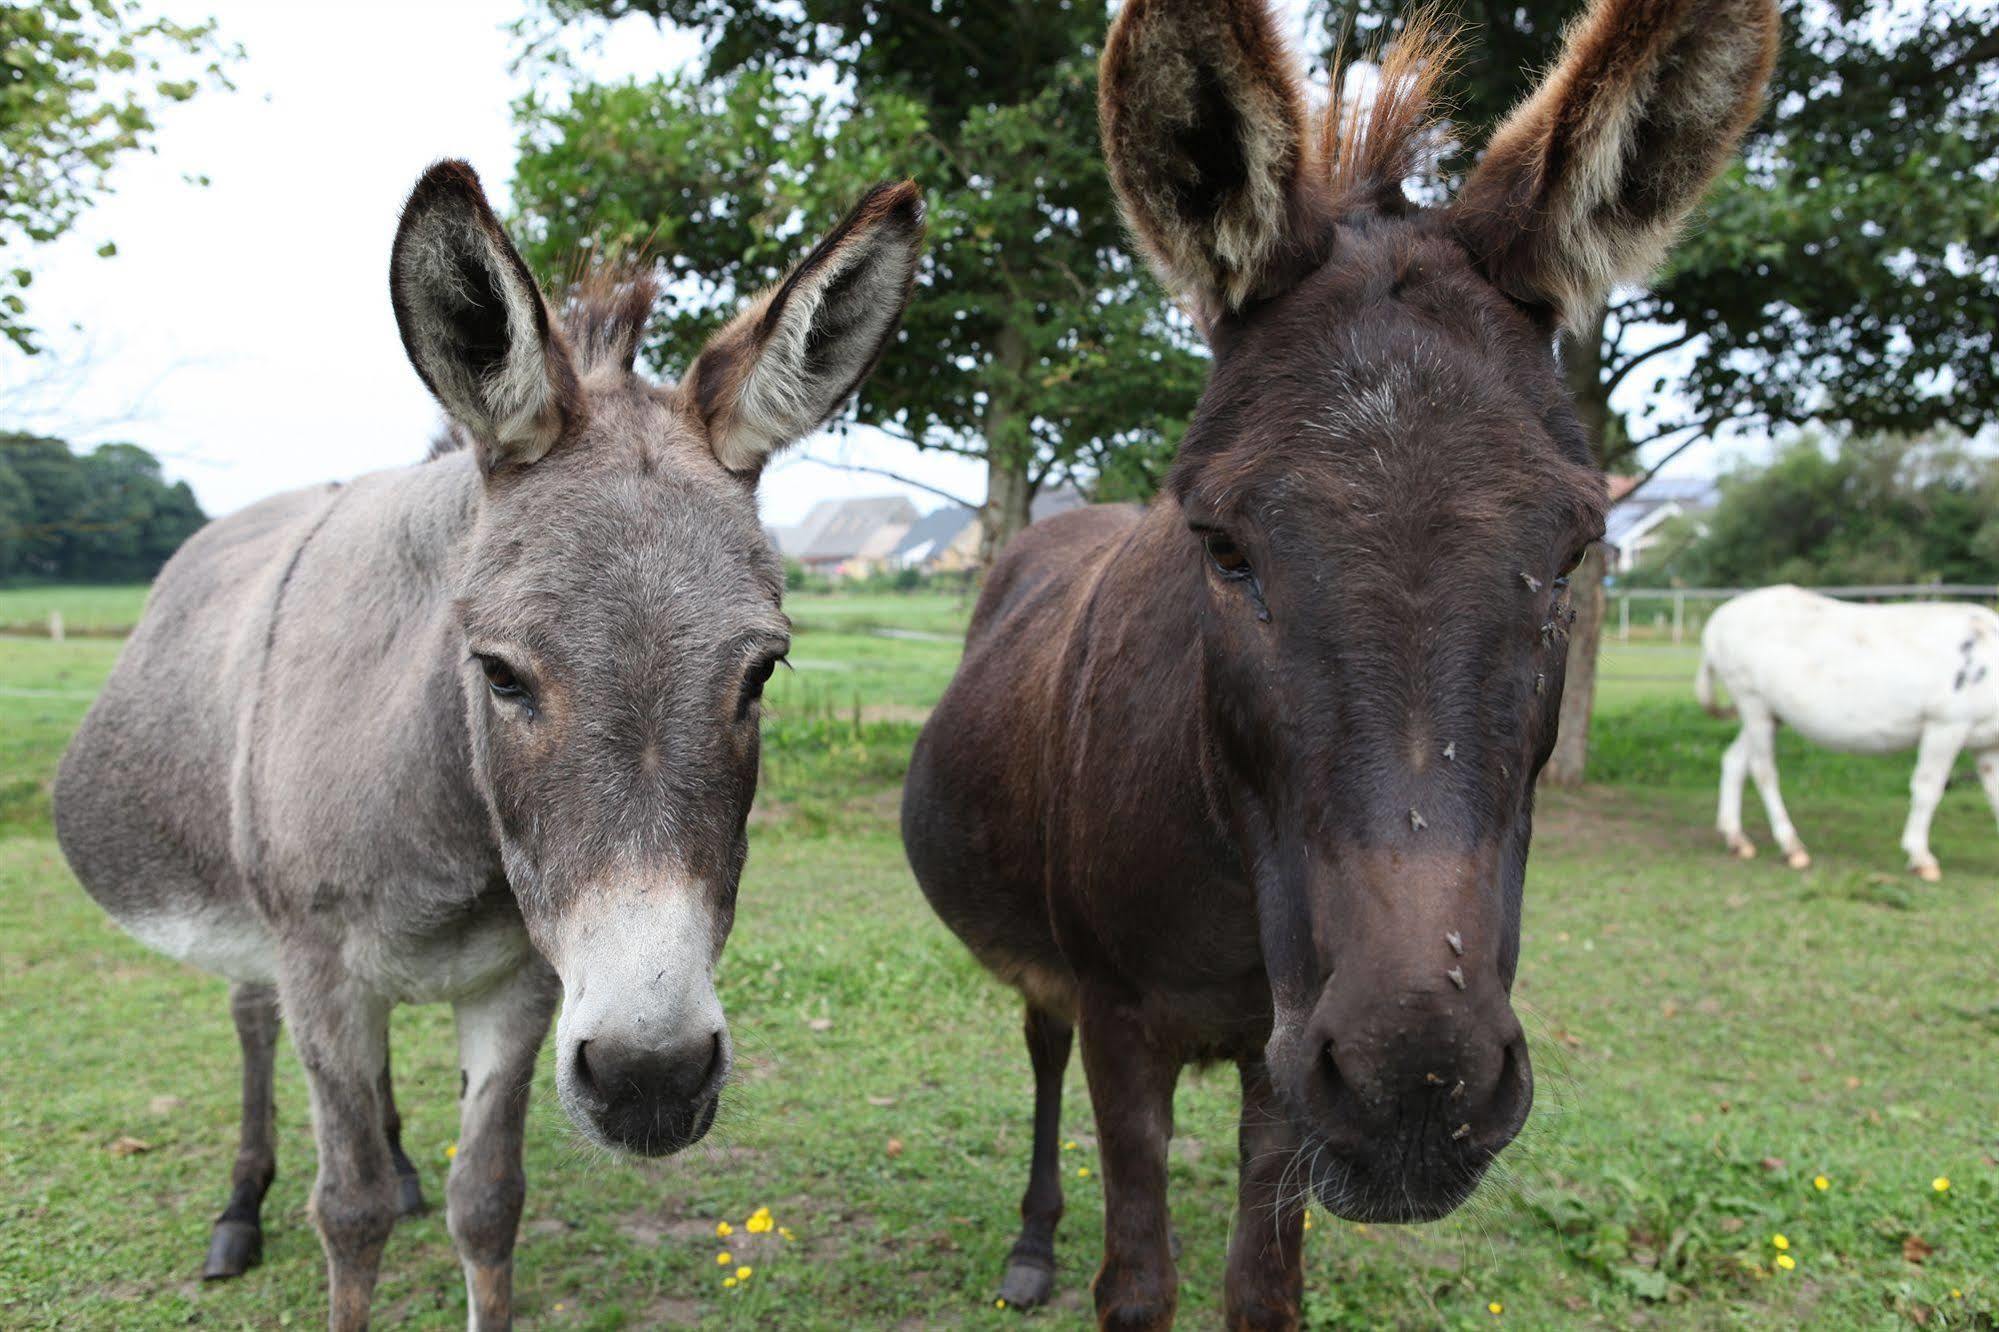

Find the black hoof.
[
  {"left": 202, "top": 1220, "right": 263, "bottom": 1280},
  {"left": 998, "top": 1255, "right": 1056, "bottom": 1310},
  {"left": 396, "top": 1169, "right": 428, "bottom": 1218}
]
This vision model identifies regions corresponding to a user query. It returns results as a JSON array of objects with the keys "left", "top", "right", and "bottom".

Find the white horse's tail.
[{"left": 1694, "top": 649, "right": 1735, "bottom": 720}]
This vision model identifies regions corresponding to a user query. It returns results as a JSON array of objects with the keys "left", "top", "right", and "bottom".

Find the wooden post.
[
  {"left": 49, "top": 610, "right": 64, "bottom": 643},
  {"left": 1672, "top": 591, "right": 1685, "bottom": 645},
  {"left": 1618, "top": 595, "right": 1629, "bottom": 642}
]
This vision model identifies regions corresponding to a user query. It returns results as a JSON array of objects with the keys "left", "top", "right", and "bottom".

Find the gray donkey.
[{"left": 54, "top": 160, "right": 922, "bottom": 1330}]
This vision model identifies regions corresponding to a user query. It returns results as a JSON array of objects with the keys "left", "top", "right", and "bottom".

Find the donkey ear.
[
  {"left": 1099, "top": 0, "right": 1311, "bottom": 318},
  {"left": 390, "top": 160, "right": 582, "bottom": 472},
  {"left": 1449, "top": 0, "right": 1778, "bottom": 332},
  {"left": 682, "top": 181, "right": 924, "bottom": 476}
]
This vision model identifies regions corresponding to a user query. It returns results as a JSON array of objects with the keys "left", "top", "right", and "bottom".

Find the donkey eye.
[
  {"left": 476, "top": 654, "right": 527, "bottom": 699},
  {"left": 1204, "top": 532, "right": 1253, "bottom": 579},
  {"left": 1554, "top": 542, "right": 1592, "bottom": 588},
  {"left": 739, "top": 652, "right": 786, "bottom": 718}
]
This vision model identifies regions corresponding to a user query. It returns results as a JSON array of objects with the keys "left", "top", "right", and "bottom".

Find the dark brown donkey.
[{"left": 903, "top": 0, "right": 1775, "bottom": 1326}]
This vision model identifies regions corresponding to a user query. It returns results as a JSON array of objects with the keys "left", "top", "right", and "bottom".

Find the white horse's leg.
[
  {"left": 1977, "top": 749, "right": 1999, "bottom": 839},
  {"left": 1901, "top": 722, "right": 1967, "bottom": 882},
  {"left": 1738, "top": 704, "right": 1809, "bottom": 868},
  {"left": 1718, "top": 730, "right": 1756, "bottom": 859}
]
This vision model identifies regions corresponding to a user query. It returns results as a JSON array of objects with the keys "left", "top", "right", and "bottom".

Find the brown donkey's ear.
[
  {"left": 390, "top": 160, "right": 582, "bottom": 473},
  {"left": 1100, "top": 0, "right": 1311, "bottom": 320},
  {"left": 1449, "top": 0, "right": 1778, "bottom": 332},
  {"left": 682, "top": 181, "right": 924, "bottom": 477}
]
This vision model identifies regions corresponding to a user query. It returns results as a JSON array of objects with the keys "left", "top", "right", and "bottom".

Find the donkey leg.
[
  {"left": 1975, "top": 749, "right": 1999, "bottom": 838},
  {"left": 998, "top": 1004, "right": 1074, "bottom": 1311},
  {"left": 1717, "top": 730, "right": 1756, "bottom": 859},
  {"left": 1079, "top": 988, "right": 1182, "bottom": 1332},
  {"left": 1222, "top": 1057, "right": 1305, "bottom": 1332},
  {"left": 203, "top": 981, "right": 281, "bottom": 1280},
  {"left": 449, "top": 962, "right": 557, "bottom": 1332},
  {"left": 282, "top": 955, "right": 398, "bottom": 1332},
  {"left": 1902, "top": 722, "right": 1967, "bottom": 882},
  {"left": 379, "top": 1049, "right": 427, "bottom": 1218},
  {"left": 1740, "top": 706, "right": 1809, "bottom": 869}
]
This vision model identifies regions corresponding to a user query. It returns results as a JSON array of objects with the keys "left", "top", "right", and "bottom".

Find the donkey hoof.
[
  {"left": 1786, "top": 849, "right": 1811, "bottom": 871},
  {"left": 1914, "top": 861, "right": 1942, "bottom": 883},
  {"left": 997, "top": 1257, "right": 1056, "bottom": 1310},
  {"left": 396, "top": 1170, "right": 429, "bottom": 1218},
  {"left": 202, "top": 1220, "right": 263, "bottom": 1280}
]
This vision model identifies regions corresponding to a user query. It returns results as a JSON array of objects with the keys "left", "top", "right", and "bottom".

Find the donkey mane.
[{"left": 1317, "top": 6, "right": 1461, "bottom": 206}]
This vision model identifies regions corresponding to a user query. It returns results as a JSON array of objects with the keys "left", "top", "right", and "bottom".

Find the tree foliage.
[
  {"left": 1633, "top": 432, "right": 1999, "bottom": 589},
  {"left": 510, "top": 0, "right": 1207, "bottom": 553},
  {"left": 0, "top": 433, "right": 205, "bottom": 581},
  {"left": 0, "top": 0, "right": 237, "bottom": 354}
]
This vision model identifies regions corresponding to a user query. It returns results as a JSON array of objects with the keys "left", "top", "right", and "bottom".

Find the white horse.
[{"left": 1695, "top": 584, "right": 1999, "bottom": 880}]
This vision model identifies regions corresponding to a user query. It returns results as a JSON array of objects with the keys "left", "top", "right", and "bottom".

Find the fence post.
[
  {"left": 1672, "top": 591, "right": 1684, "bottom": 644},
  {"left": 1618, "top": 595, "right": 1630, "bottom": 642},
  {"left": 49, "top": 610, "right": 64, "bottom": 643}
]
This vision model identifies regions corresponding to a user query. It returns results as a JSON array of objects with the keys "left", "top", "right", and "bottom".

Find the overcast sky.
[{"left": 7, "top": 0, "right": 1720, "bottom": 528}]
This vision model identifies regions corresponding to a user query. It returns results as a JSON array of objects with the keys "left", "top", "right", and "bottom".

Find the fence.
[{"left": 1608, "top": 584, "right": 1999, "bottom": 645}]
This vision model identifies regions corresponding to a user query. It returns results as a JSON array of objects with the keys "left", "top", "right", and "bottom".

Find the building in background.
[{"left": 1605, "top": 475, "right": 1718, "bottom": 575}]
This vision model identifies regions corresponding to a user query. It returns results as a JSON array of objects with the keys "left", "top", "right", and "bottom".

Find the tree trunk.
[
  {"left": 1543, "top": 311, "right": 1613, "bottom": 788},
  {"left": 976, "top": 324, "right": 1035, "bottom": 570},
  {"left": 977, "top": 454, "right": 1033, "bottom": 568}
]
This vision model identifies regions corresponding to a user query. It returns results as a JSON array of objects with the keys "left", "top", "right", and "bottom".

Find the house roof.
[
  {"left": 798, "top": 495, "right": 921, "bottom": 563},
  {"left": 893, "top": 505, "right": 978, "bottom": 560},
  {"left": 1605, "top": 476, "right": 1718, "bottom": 549}
]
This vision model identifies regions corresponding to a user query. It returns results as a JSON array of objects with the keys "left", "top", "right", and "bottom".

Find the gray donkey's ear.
[
  {"left": 390, "top": 160, "right": 582, "bottom": 472},
  {"left": 1449, "top": 0, "right": 1779, "bottom": 333},
  {"left": 1099, "top": 0, "right": 1311, "bottom": 321},
  {"left": 682, "top": 180, "right": 924, "bottom": 477}
]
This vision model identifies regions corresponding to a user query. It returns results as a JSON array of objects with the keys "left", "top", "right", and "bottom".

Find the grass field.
[{"left": 2, "top": 585, "right": 1994, "bottom": 1330}]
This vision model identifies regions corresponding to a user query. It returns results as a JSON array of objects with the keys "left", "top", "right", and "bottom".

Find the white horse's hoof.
[
  {"left": 1913, "top": 861, "right": 1942, "bottom": 883},
  {"left": 1786, "top": 849, "right": 1811, "bottom": 871},
  {"left": 1729, "top": 839, "right": 1757, "bottom": 860}
]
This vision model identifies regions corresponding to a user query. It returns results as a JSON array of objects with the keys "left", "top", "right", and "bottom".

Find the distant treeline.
[
  {"left": 0, "top": 433, "right": 207, "bottom": 583},
  {"left": 1628, "top": 432, "right": 1999, "bottom": 589}
]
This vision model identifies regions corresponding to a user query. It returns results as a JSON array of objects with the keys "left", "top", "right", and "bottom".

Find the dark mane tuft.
[
  {"left": 1318, "top": 5, "right": 1461, "bottom": 206},
  {"left": 560, "top": 258, "right": 662, "bottom": 377}
]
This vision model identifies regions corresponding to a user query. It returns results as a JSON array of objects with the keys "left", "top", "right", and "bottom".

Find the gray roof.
[
  {"left": 799, "top": 495, "right": 920, "bottom": 562},
  {"left": 893, "top": 505, "right": 978, "bottom": 560},
  {"left": 1605, "top": 476, "right": 1717, "bottom": 548}
]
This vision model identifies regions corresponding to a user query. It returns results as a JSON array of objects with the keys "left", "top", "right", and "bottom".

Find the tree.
[
  {"left": 0, "top": 432, "right": 206, "bottom": 581},
  {"left": 1315, "top": 0, "right": 1999, "bottom": 782},
  {"left": 0, "top": 1, "right": 237, "bottom": 354},
  {"left": 510, "top": 0, "right": 1208, "bottom": 559},
  {"left": 1632, "top": 431, "right": 1999, "bottom": 589}
]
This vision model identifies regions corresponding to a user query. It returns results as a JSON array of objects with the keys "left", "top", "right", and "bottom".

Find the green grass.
[
  {"left": 0, "top": 583, "right": 153, "bottom": 635},
  {"left": 2, "top": 586, "right": 1994, "bottom": 1329}
]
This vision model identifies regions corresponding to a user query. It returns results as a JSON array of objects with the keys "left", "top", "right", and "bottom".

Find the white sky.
[{"left": 5, "top": 0, "right": 1720, "bottom": 529}]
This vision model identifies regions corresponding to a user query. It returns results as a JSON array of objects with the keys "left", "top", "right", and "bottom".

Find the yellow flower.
[
  {"left": 1488, "top": 1301, "right": 1504, "bottom": 1316},
  {"left": 1951, "top": 1290, "right": 1963, "bottom": 1301},
  {"left": 445, "top": 1143, "right": 457, "bottom": 1159},
  {"left": 716, "top": 1220, "right": 734, "bottom": 1238},
  {"left": 995, "top": 1298, "right": 1007, "bottom": 1310},
  {"left": 554, "top": 1303, "right": 566, "bottom": 1312},
  {"left": 736, "top": 1266, "right": 753, "bottom": 1280},
  {"left": 1813, "top": 1175, "right": 1829, "bottom": 1191},
  {"left": 1302, "top": 1211, "right": 1313, "bottom": 1231},
  {"left": 1775, "top": 1254, "right": 1796, "bottom": 1271},
  {"left": 779, "top": 1226, "right": 795, "bottom": 1241},
  {"left": 1932, "top": 1176, "right": 1951, "bottom": 1193},
  {"left": 1063, "top": 1140, "right": 1077, "bottom": 1151},
  {"left": 1078, "top": 1166, "right": 1091, "bottom": 1179},
  {"left": 717, "top": 1252, "right": 732, "bottom": 1265},
  {"left": 723, "top": 1277, "right": 738, "bottom": 1289},
  {"left": 1771, "top": 1234, "right": 1790, "bottom": 1251},
  {"left": 747, "top": 1209, "right": 774, "bottom": 1234}
]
